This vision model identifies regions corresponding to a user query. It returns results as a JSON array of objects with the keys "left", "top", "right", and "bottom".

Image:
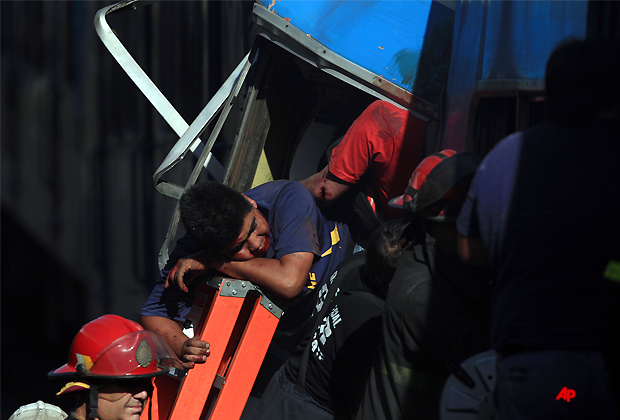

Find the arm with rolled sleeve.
[
  {"left": 302, "top": 101, "right": 388, "bottom": 203},
  {"left": 457, "top": 133, "right": 523, "bottom": 267},
  {"left": 457, "top": 174, "right": 488, "bottom": 266}
]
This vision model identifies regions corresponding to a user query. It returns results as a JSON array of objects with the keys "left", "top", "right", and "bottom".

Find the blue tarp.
[
  {"left": 443, "top": 0, "right": 588, "bottom": 150},
  {"left": 257, "top": 0, "right": 454, "bottom": 105}
]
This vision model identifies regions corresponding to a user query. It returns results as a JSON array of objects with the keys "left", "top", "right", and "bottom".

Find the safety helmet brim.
[
  {"left": 389, "top": 152, "right": 481, "bottom": 214},
  {"left": 49, "top": 330, "right": 181, "bottom": 379},
  {"left": 48, "top": 315, "right": 182, "bottom": 393}
]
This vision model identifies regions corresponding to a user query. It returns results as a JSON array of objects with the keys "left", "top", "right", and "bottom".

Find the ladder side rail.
[
  {"left": 140, "top": 279, "right": 219, "bottom": 420},
  {"left": 142, "top": 374, "right": 183, "bottom": 420},
  {"left": 144, "top": 277, "right": 283, "bottom": 420},
  {"left": 167, "top": 291, "right": 246, "bottom": 420},
  {"left": 208, "top": 299, "right": 280, "bottom": 420}
]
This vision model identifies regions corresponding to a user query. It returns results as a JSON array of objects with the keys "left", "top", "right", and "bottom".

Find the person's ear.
[{"left": 242, "top": 194, "right": 258, "bottom": 209}]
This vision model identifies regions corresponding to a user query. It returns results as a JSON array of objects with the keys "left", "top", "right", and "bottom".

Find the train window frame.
[{"left": 466, "top": 79, "right": 545, "bottom": 157}]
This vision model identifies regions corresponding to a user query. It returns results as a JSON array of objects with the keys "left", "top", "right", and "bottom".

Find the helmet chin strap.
[{"left": 88, "top": 383, "right": 99, "bottom": 419}]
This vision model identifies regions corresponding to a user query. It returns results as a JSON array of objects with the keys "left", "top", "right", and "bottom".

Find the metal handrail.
[{"left": 94, "top": 1, "right": 253, "bottom": 268}]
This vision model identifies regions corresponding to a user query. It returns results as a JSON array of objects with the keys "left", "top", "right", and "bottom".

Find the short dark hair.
[
  {"left": 364, "top": 220, "right": 405, "bottom": 293},
  {"left": 180, "top": 182, "right": 253, "bottom": 251},
  {"left": 545, "top": 38, "right": 620, "bottom": 126}
]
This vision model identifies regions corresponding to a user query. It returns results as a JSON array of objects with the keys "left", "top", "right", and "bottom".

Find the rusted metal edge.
[{"left": 252, "top": 3, "right": 439, "bottom": 121}]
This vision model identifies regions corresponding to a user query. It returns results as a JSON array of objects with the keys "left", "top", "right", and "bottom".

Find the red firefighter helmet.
[
  {"left": 48, "top": 314, "right": 181, "bottom": 394},
  {"left": 389, "top": 149, "right": 481, "bottom": 215}
]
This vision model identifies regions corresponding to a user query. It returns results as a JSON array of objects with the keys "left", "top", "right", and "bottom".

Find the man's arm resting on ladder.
[
  {"left": 140, "top": 315, "right": 210, "bottom": 369},
  {"left": 167, "top": 251, "right": 314, "bottom": 300}
]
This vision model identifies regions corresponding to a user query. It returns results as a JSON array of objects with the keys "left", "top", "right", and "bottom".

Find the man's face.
[
  {"left": 97, "top": 379, "right": 152, "bottom": 420},
  {"left": 225, "top": 207, "right": 271, "bottom": 261}
]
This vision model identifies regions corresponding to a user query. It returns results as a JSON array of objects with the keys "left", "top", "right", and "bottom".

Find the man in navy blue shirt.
[
  {"left": 141, "top": 180, "right": 351, "bottom": 368},
  {"left": 457, "top": 38, "right": 620, "bottom": 419},
  {"left": 356, "top": 151, "right": 490, "bottom": 420}
]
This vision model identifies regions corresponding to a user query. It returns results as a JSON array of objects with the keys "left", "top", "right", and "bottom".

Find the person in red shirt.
[{"left": 301, "top": 100, "right": 427, "bottom": 244}]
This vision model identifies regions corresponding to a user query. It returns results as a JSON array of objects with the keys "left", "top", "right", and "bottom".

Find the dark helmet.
[{"left": 389, "top": 150, "right": 481, "bottom": 218}]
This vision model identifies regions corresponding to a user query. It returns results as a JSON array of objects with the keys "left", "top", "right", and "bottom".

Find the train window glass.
[
  {"left": 225, "top": 38, "right": 377, "bottom": 192},
  {"left": 525, "top": 95, "right": 546, "bottom": 129},
  {"left": 471, "top": 94, "right": 546, "bottom": 156},
  {"left": 472, "top": 97, "right": 517, "bottom": 156}
]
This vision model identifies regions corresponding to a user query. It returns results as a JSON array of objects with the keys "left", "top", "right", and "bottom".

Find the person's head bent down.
[
  {"left": 388, "top": 149, "right": 481, "bottom": 221},
  {"left": 388, "top": 150, "right": 481, "bottom": 254},
  {"left": 48, "top": 315, "right": 182, "bottom": 420},
  {"left": 180, "top": 182, "right": 271, "bottom": 260}
]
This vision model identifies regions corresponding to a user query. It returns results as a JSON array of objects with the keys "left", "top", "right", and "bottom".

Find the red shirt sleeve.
[
  {"left": 328, "top": 100, "right": 390, "bottom": 184},
  {"left": 327, "top": 100, "right": 427, "bottom": 219}
]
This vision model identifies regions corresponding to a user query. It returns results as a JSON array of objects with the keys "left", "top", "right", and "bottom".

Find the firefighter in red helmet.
[
  {"left": 48, "top": 314, "right": 182, "bottom": 420},
  {"left": 356, "top": 150, "right": 492, "bottom": 420}
]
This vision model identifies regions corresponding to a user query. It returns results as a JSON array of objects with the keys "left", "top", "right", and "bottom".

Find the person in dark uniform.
[
  {"left": 357, "top": 150, "right": 492, "bottom": 420},
  {"left": 457, "top": 38, "right": 620, "bottom": 419},
  {"left": 250, "top": 219, "right": 405, "bottom": 420}
]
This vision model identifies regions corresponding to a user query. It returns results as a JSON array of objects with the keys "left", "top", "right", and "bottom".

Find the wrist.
[{"left": 192, "top": 250, "right": 213, "bottom": 264}]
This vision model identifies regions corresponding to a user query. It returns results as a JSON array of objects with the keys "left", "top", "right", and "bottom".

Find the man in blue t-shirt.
[
  {"left": 457, "top": 39, "right": 620, "bottom": 419},
  {"left": 141, "top": 180, "right": 351, "bottom": 368}
]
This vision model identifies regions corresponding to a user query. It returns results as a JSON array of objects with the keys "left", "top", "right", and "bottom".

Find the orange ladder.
[{"left": 143, "top": 276, "right": 283, "bottom": 420}]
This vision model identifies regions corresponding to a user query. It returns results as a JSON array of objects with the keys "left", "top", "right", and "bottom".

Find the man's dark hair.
[
  {"left": 180, "top": 182, "right": 253, "bottom": 251},
  {"left": 545, "top": 38, "right": 620, "bottom": 126},
  {"left": 364, "top": 220, "right": 405, "bottom": 293}
]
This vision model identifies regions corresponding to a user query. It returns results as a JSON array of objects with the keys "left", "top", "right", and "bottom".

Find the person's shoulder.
[
  {"left": 364, "top": 100, "right": 407, "bottom": 123},
  {"left": 277, "top": 180, "right": 314, "bottom": 201},
  {"left": 477, "top": 130, "right": 524, "bottom": 174},
  {"left": 247, "top": 180, "right": 312, "bottom": 204},
  {"left": 366, "top": 99, "right": 386, "bottom": 110},
  {"left": 247, "top": 179, "right": 288, "bottom": 194},
  {"left": 386, "top": 246, "right": 433, "bottom": 305},
  {"left": 374, "top": 100, "right": 399, "bottom": 112},
  {"left": 266, "top": 181, "right": 318, "bottom": 222},
  {"left": 331, "top": 252, "right": 367, "bottom": 290},
  {"left": 251, "top": 179, "right": 308, "bottom": 194},
  {"left": 356, "top": 100, "right": 402, "bottom": 120},
  {"left": 489, "top": 130, "right": 523, "bottom": 156},
  {"left": 279, "top": 179, "right": 311, "bottom": 193},
  {"left": 336, "top": 292, "right": 385, "bottom": 321},
  {"left": 335, "top": 279, "right": 386, "bottom": 320},
  {"left": 386, "top": 274, "right": 433, "bottom": 320}
]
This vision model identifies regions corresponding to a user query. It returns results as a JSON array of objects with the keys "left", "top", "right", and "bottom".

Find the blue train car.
[
  {"left": 254, "top": 0, "right": 454, "bottom": 116},
  {"left": 97, "top": 0, "right": 597, "bottom": 197},
  {"left": 443, "top": 0, "right": 589, "bottom": 153},
  {"left": 94, "top": 1, "right": 617, "bottom": 417},
  {"left": 225, "top": 0, "right": 456, "bottom": 193},
  {"left": 226, "top": 0, "right": 591, "bottom": 192}
]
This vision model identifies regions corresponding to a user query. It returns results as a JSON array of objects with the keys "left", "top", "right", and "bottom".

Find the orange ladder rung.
[{"left": 142, "top": 276, "right": 283, "bottom": 420}]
